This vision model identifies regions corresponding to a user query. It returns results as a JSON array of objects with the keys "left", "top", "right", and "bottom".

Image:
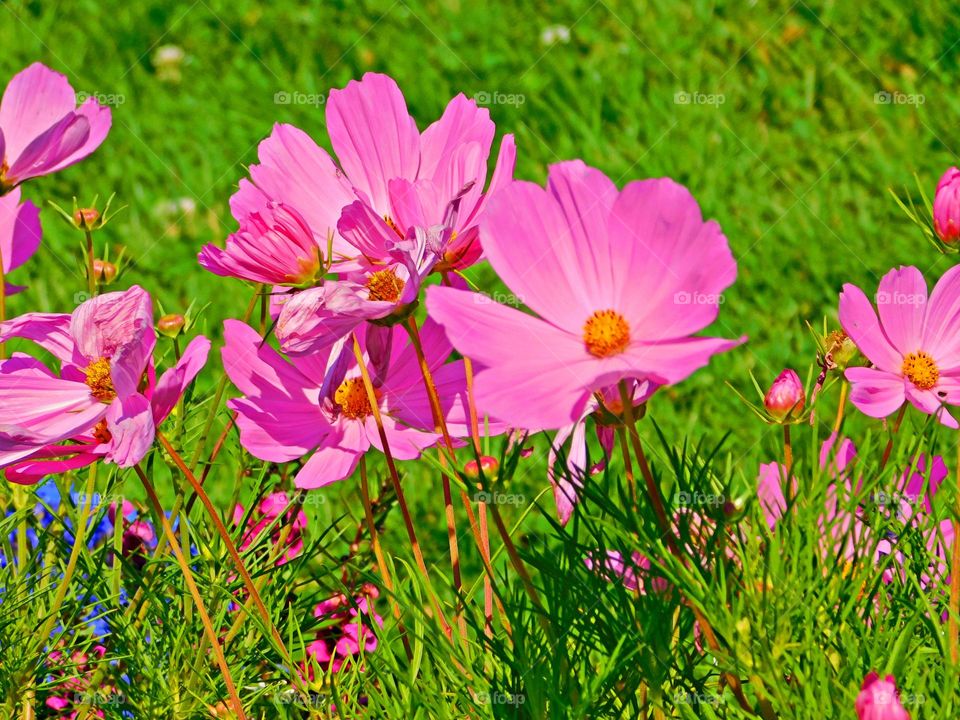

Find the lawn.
[{"left": 1, "top": 1, "right": 959, "bottom": 718}]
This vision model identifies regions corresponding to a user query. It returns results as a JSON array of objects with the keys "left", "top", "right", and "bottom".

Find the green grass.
[{"left": 2, "top": 1, "right": 960, "bottom": 717}]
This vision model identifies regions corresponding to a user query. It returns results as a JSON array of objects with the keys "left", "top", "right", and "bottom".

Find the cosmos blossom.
[
  {"left": 0, "top": 187, "right": 41, "bottom": 295},
  {"left": 839, "top": 265, "right": 960, "bottom": 428},
  {"left": 198, "top": 201, "right": 323, "bottom": 286},
  {"left": 427, "top": 160, "right": 744, "bottom": 431},
  {"left": 229, "top": 72, "right": 514, "bottom": 272},
  {"left": 233, "top": 491, "right": 308, "bottom": 566},
  {"left": 221, "top": 319, "right": 474, "bottom": 489},
  {"left": 855, "top": 673, "right": 910, "bottom": 720},
  {"left": 0, "top": 286, "right": 209, "bottom": 482},
  {"left": 0, "top": 62, "right": 111, "bottom": 190}
]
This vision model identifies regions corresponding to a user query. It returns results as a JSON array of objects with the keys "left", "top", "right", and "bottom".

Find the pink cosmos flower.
[
  {"left": 549, "top": 378, "right": 657, "bottom": 525},
  {"left": 0, "top": 286, "right": 209, "bottom": 482},
  {"left": 230, "top": 73, "right": 514, "bottom": 271},
  {"left": 44, "top": 644, "right": 115, "bottom": 718},
  {"left": 222, "top": 320, "right": 471, "bottom": 488},
  {"left": 426, "top": 160, "right": 744, "bottom": 431},
  {"left": 839, "top": 265, "right": 960, "bottom": 428},
  {"left": 933, "top": 167, "right": 960, "bottom": 244},
  {"left": 303, "top": 585, "right": 383, "bottom": 677},
  {"left": 233, "top": 491, "right": 308, "bottom": 566},
  {"left": 0, "top": 186, "right": 41, "bottom": 294},
  {"left": 584, "top": 549, "right": 671, "bottom": 596},
  {"left": 855, "top": 673, "right": 910, "bottom": 720},
  {"left": 0, "top": 63, "right": 111, "bottom": 190},
  {"left": 198, "top": 202, "right": 323, "bottom": 286}
]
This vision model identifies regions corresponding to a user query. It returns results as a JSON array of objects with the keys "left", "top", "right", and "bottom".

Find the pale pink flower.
[
  {"left": 855, "top": 673, "right": 910, "bottom": 720},
  {"left": 427, "top": 160, "right": 743, "bottom": 431},
  {"left": 0, "top": 186, "right": 41, "bottom": 294},
  {"left": 0, "top": 286, "right": 209, "bottom": 482},
  {"left": 230, "top": 73, "right": 514, "bottom": 271},
  {"left": 839, "top": 265, "right": 960, "bottom": 428},
  {"left": 198, "top": 202, "right": 322, "bottom": 286},
  {"left": 0, "top": 63, "right": 111, "bottom": 189},
  {"left": 222, "top": 320, "right": 472, "bottom": 488}
]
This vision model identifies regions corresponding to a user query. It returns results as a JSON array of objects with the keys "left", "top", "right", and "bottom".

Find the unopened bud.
[
  {"left": 157, "top": 313, "right": 185, "bottom": 338},
  {"left": 763, "top": 369, "right": 805, "bottom": 421},
  {"left": 73, "top": 207, "right": 99, "bottom": 228},
  {"left": 825, "top": 329, "right": 859, "bottom": 370},
  {"left": 92, "top": 259, "right": 116, "bottom": 285},
  {"left": 934, "top": 167, "right": 960, "bottom": 244},
  {"left": 464, "top": 456, "right": 499, "bottom": 480}
]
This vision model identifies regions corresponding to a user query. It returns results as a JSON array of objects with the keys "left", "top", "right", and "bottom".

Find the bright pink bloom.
[
  {"left": 230, "top": 73, "right": 514, "bottom": 271},
  {"left": 0, "top": 286, "right": 209, "bottom": 482},
  {"left": 199, "top": 202, "right": 322, "bottom": 285},
  {"left": 855, "top": 673, "right": 910, "bottom": 720},
  {"left": 933, "top": 167, "right": 960, "bottom": 244},
  {"left": 303, "top": 585, "right": 382, "bottom": 677},
  {"left": 584, "top": 549, "right": 670, "bottom": 595},
  {"left": 840, "top": 266, "right": 960, "bottom": 428},
  {"left": 0, "top": 63, "right": 111, "bottom": 189},
  {"left": 222, "top": 320, "right": 472, "bottom": 488},
  {"left": 233, "top": 491, "right": 308, "bottom": 565},
  {"left": 427, "top": 160, "right": 743, "bottom": 431},
  {"left": 0, "top": 186, "right": 41, "bottom": 294},
  {"left": 763, "top": 368, "right": 805, "bottom": 420},
  {"left": 109, "top": 499, "right": 157, "bottom": 570}
]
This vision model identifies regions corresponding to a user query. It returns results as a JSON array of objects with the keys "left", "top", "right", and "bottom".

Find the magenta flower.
[
  {"left": 855, "top": 673, "right": 910, "bottom": 720},
  {"left": 222, "top": 320, "right": 472, "bottom": 488},
  {"left": 0, "top": 63, "right": 111, "bottom": 190},
  {"left": 230, "top": 73, "right": 514, "bottom": 271},
  {"left": 0, "top": 286, "right": 209, "bottom": 482},
  {"left": 233, "top": 491, "right": 308, "bottom": 566},
  {"left": 840, "top": 266, "right": 960, "bottom": 428},
  {"left": 198, "top": 201, "right": 322, "bottom": 286},
  {"left": 933, "top": 167, "right": 960, "bottom": 244},
  {"left": 303, "top": 585, "right": 383, "bottom": 677},
  {"left": 427, "top": 161, "right": 743, "bottom": 431},
  {"left": 0, "top": 186, "right": 41, "bottom": 294},
  {"left": 109, "top": 500, "right": 157, "bottom": 570},
  {"left": 763, "top": 368, "right": 805, "bottom": 421}
]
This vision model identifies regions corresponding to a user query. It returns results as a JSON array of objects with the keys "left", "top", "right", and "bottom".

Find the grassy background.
[{"left": 3, "top": 0, "right": 959, "bottom": 461}]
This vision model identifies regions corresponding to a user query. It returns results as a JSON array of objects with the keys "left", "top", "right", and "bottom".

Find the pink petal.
[
  {"left": 905, "top": 386, "right": 958, "bottom": 428},
  {"left": 275, "top": 283, "right": 379, "bottom": 356},
  {"left": 5, "top": 113, "right": 91, "bottom": 183},
  {"left": 326, "top": 73, "right": 421, "bottom": 212},
  {"left": 368, "top": 414, "right": 438, "bottom": 460},
  {"left": 875, "top": 266, "right": 927, "bottom": 355},
  {"left": 70, "top": 285, "right": 155, "bottom": 372},
  {"left": 461, "top": 133, "right": 516, "bottom": 231},
  {"left": 0, "top": 187, "right": 41, "bottom": 274},
  {"left": 608, "top": 177, "right": 737, "bottom": 338},
  {"left": 152, "top": 335, "right": 210, "bottom": 423},
  {"left": 103, "top": 393, "right": 155, "bottom": 467},
  {"left": 337, "top": 200, "right": 399, "bottom": 260},
  {"left": 838, "top": 283, "right": 902, "bottom": 371},
  {"left": 757, "top": 462, "right": 787, "bottom": 529},
  {"left": 922, "top": 264, "right": 960, "bottom": 369},
  {"left": 418, "top": 94, "right": 494, "bottom": 183},
  {"left": 845, "top": 366, "right": 906, "bottom": 419},
  {"left": 615, "top": 335, "right": 745, "bottom": 386},
  {"left": 294, "top": 423, "right": 366, "bottom": 489},
  {"left": 0, "top": 63, "right": 78, "bottom": 162},
  {"left": 5, "top": 449, "right": 98, "bottom": 485},
  {"left": 0, "top": 312, "right": 75, "bottom": 363},
  {"left": 549, "top": 420, "right": 587, "bottom": 525}
]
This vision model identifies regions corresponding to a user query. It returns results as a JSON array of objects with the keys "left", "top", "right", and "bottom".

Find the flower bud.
[
  {"left": 157, "top": 313, "right": 185, "bottom": 338},
  {"left": 92, "top": 259, "right": 116, "bottom": 285},
  {"left": 763, "top": 369, "right": 805, "bottom": 421},
  {"left": 855, "top": 673, "right": 909, "bottom": 720},
  {"left": 464, "top": 456, "right": 499, "bottom": 480},
  {"left": 824, "top": 329, "right": 859, "bottom": 370},
  {"left": 73, "top": 207, "right": 100, "bottom": 228},
  {"left": 933, "top": 167, "right": 960, "bottom": 244}
]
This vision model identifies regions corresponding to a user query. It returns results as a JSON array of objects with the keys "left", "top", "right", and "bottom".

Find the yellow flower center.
[
  {"left": 334, "top": 377, "right": 379, "bottom": 420},
  {"left": 583, "top": 310, "right": 630, "bottom": 358},
  {"left": 383, "top": 215, "right": 405, "bottom": 238},
  {"left": 901, "top": 351, "right": 939, "bottom": 390},
  {"left": 84, "top": 357, "right": 116, "bottom": 402},
  {"left": 365, "top": 268, "right": 405, "bottom": 303},
  {"left": 92, "top": 419, "right": 112, "bottom": 444}
]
